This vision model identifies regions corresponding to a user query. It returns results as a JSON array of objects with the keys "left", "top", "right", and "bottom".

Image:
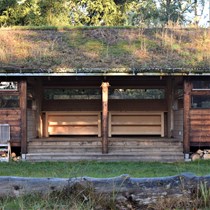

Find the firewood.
[
  {"left": 203, "top": 153, "right": 210, "bottom": 160},
  {"left": 196, "top": 149, "right": 204, "bottom": 157},
  {"left": 204, "top": 149, "right": 210, "bottom": 154},
  {"left": 191, "top": 153, "right": 201, "bottom": 161},
  {"left": 11, "top": 152, "right": 16, "bottom": 158}
]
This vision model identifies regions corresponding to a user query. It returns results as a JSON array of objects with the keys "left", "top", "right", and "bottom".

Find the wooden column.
[
  {"left": 34, "top": 79, "right": 43, "bottom": 138},
  {"left": 101, "top": 82, "right": 110, "bottom": 154},
  {"left": 167, "top": 77, "right": 175, "bottom": 138},
  {"left": 20, "top": 80, "right": 27, "bottom": 157},
  {"left": 183, "top": 79, "right": 192, "bottom": 155}
]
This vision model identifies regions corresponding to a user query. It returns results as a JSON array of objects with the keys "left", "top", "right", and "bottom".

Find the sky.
[{"left": 200, "top": 0, "right": 209, "bottom": 26}]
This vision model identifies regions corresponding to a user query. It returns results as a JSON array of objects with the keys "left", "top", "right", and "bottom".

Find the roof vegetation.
[{"left": 0, "top": 27, "right": 210, "bottom": 73}]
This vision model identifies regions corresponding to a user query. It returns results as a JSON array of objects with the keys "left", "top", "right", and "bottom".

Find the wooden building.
[{"left": 0, "top": 27, "right": 210, "bottom": 161}]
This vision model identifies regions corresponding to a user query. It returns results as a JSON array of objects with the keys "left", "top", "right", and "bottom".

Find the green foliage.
[
  {"left": 0, "top": 0, "right": 70, "bottom": 26},
  {"left": 38, "top": 0, "right": 70, "bottom": 26},
  {"left": 127, "top": 0, "right": 159, "bottom": 27},
  {"left": 0, "top": 0, "right": 206, "bottom": 27},
  {"left": 71, "top": 0, "right": 126, "bottom": 26},
  {"left": 157, "top": 0, "right": 205, "bottom": 25}
]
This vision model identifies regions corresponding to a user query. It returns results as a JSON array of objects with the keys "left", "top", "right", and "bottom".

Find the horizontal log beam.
[{"left": 0, "top": 173, "right": 210, "bottom": 208}]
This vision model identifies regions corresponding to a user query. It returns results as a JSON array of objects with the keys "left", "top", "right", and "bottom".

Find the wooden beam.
[
  {"left": 183, "top": 79, "right": 192, "bottom": 155},
  {"left": 19, "top": 80, "right": 27, "bottom": 156},
  {"left": 167, "top": 77, "right": 174, "bottom": 138},
  {"left": 101, "top": 82, "right": 110, "bottom": 154},
  {"left": 191, "top": 90, "right": 210, "bottom": 95}
]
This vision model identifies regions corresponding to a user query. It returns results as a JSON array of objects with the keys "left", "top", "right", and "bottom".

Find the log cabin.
[{"left": 0, "top": 27, "right": 210, "bottom": 161}]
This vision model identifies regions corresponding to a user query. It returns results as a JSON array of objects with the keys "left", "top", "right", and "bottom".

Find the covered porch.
[
  {"left": 0, "top": 75, "right": 185, "bottom": 161},
  {"left": 23, "top": 75, "right": 184, "bottom": 161}
]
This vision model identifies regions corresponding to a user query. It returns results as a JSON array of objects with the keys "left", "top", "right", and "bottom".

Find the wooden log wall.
[
  {"left": 0, "top": 109, "right": 21, "bottom": 146},
  {"left": 190, "top": 109, "right": 210, "bottom": 144},
  {"left": 184, "top": 78, "right": 210, "bottom": 148}
]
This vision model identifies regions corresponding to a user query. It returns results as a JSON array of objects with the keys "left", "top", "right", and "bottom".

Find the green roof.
[{"left": 0, "top": 27, "right": 210, "bottom": 75}]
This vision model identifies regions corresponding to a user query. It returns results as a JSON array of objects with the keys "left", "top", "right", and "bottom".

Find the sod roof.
[{"left": 0, "top": 27, "right": 210, "bottom": 75}]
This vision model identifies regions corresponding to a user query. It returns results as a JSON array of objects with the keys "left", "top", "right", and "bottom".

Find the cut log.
[
  {"left": 191, "top": 153, "right": 201, "bottom": 161},
  {"left": 203, "top": 153, "right": 210, "bottom": 160},
  {"left": 0, "top": 173, "right": 210, "bottom": 208}
]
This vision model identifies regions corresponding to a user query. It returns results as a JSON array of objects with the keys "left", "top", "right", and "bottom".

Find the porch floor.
[{"left": 26, "top": 137, "right": 184, "bottom": 162}]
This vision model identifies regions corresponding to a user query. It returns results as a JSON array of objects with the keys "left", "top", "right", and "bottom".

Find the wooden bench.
[
  {"left": 44, "top": 112, "right": 101, "bottom": 137},
  {"left": 108, "top": 111, "right": 164, "bottom": 137}
]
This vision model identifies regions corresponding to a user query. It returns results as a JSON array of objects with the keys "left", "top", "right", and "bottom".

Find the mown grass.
[{"left": 0, "top": 160, "right": 210, "bottom": 178}]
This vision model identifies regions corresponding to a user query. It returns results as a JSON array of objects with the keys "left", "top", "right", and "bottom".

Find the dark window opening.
[
  {"left": 44, "top": 88, "right": 101, "bottom": 100},
  {"left": 193, "top": 81, "right": 210, "bottom": 90},
  {"left": 0, "top": 95, "right": 19, "bottom": 108},
  {"left": 109, "top": 89, "right": 165, "bottom": 99},
  {"left": 192, "top": 95, "right": 210, "bottom": 108}
]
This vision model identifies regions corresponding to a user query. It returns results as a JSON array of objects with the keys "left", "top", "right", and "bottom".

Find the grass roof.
[{"left": 0, "top": 27, "right": 210, "bottom": 74}]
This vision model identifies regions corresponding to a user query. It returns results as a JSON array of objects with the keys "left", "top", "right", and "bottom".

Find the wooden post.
[
  {"left": 101, "top": 82, "right": 110, "bottom": 154},
  {"left": 34, "top": 79, "right": 43, "bottom": 138},
  {"left": 167, "top": 77, "right": 174, "bottom": 138},
  {"left": 20, "top": 80, "right": 27, "bottom": 158},
  {"left": 183, "top": 79, "right": 192, "bottom": 158}
]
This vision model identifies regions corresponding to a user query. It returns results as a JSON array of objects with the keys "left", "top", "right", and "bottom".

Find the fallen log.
[{"left": 0, "top": 173, "right": 210, "bottom": 208}]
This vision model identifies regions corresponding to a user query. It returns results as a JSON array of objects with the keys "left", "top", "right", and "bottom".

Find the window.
[
  {"left": 192, "top": 81, "right": 210, "bottom": 90},
  {"left": 44, "top": 88, "right": 101, "bottom": 100},
  {"left": 0, "top": 95, "right": 19, "bottom": 108},
  {"left": 192, "top": 95, "right": 210, "bottom": 108},
  {"left": 109, "top": 89, "right": 165, "bottom": 99}
]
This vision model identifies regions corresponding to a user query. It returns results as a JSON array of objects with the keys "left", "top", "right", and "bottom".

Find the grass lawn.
[
  {"left": 1, "top": 160, "right": 210, "bottom": 210},
  {"left": 0, "top": 160, "right": 210, "bottom": 178}
]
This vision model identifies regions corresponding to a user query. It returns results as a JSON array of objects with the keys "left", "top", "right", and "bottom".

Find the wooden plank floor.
[{"left": 26, "top": 137, "right": 184, "bottom": 162}]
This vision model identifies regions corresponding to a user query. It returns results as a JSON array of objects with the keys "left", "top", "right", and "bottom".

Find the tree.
[
  {"left": 127, "top": 0, "right": 158, "bottom": 27},
  {"left": 70, "top": 0, "right": 126, "bottom": 26},
  {"left": 157, "top": 0, "right": 206, "bottom": 25},
  {"left": 38, "top": 0, "right": 70, "bottom": 26},
  {"left": 0, "top": 0, "right": 70, "bottom": 26}
]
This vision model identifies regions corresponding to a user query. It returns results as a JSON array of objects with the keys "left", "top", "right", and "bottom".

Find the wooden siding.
[
  {"left": 190, "top": 109, "right": 210, "bottom": 143},
  {"left": 173, "top": 109, "right": 183, "bottom": 140},
  {"left": 0, "top": 109, "right": 21, "bottom": 146}
]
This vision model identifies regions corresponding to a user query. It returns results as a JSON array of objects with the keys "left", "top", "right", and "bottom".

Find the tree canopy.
[{"left": 0, "top": 0, "right": 207, "bottom": 27}]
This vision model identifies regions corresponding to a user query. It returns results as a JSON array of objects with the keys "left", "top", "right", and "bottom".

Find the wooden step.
[
  {"left": 26, "top": 152, "right": 184, "bottom": 162},
  {"left": 28, "top": 146, "right": 183, "bottom": 153},
  {"left": 27, "top": 137, "right": 183, "bottom": 162}
]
